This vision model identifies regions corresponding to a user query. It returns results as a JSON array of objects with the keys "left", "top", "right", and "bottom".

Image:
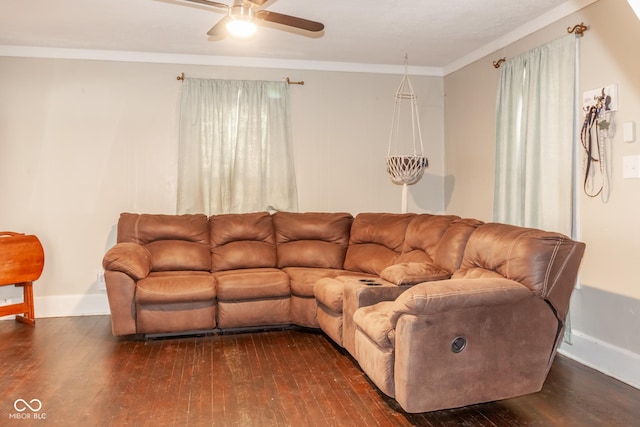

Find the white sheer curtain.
[
  {"left": 493, "top": 34, "right": 577, "bottom": 236},
  {"left": 177, "top": 78, "right": 298, "bottom": 215},
  {"left": 494, "top": 35, "right": 578, "bottom": 344}
]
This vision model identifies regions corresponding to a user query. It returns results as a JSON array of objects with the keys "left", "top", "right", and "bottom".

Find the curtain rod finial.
[
  {"left": 493, "top": 58, "right": 506, "bottom": 69},
  {"left": 567, "top": 23, "right": 588, "bottom": 37}
]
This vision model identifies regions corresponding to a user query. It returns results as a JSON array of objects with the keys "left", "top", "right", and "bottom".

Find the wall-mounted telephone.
[{"left": 581, "top": 87, "right": 615, "bottom": 201}]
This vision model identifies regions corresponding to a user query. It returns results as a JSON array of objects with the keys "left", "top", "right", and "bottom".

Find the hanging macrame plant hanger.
[{"left": 386, "top": 55, "right": 428, "bottom": 213}]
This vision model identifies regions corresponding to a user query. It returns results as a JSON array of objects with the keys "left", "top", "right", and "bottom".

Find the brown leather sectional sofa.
[{"left": 102, "top": 211, "right": 585, "bottom": 413}]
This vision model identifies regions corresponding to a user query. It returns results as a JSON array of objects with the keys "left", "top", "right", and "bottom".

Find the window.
[{"left": 177, "top": 79, "right": 298, "bottom": 215}]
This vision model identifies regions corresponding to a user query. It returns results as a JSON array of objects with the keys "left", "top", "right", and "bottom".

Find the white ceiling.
[{"left": 0, "top": 0, "right": 594, "bottom": 75}]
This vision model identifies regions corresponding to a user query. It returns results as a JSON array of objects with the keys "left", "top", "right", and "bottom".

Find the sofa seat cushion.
[
  {"left": 353, "top": 301, "right": 396, "bottom": 349},
  {"left": 314, "top": 277, "right": 348, "bottom": 313},
  {"left": 285, "top": 267, "right": 363, "bottom": 297},
  {"left": 136, "top": 271, "right": 216, "bottom": 304},
  {"left": 214, "top": 268, "right": 289, "bottom": 301},
  {"left": 379, "top": 262, "right": 450, "bottom": 286},
  {"left": 314, "top": 274, "right": 379, "bottom": 312}
]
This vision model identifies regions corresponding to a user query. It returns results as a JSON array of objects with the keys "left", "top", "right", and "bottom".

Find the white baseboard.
[
  {"left": 559, "top": 330, "right": 640, "bottom": 390},
  {"left": 34, "top": 293, "right": 111, "bottom": 318},
  {"left": 1, "top": 293, "right": 110, "bottom": 322}
]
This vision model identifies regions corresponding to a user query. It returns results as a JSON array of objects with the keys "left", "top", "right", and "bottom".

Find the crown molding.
[
  {"left": 443, "top": 0, "right": 599, "bottom": 75},
  {"left": 0, "top": 45, "right": 443, "bottom": 77}
]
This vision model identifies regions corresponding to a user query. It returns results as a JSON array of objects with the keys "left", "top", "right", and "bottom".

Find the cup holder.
[
  {"left": 359, "top": 279, "right": 381, "bottom": 286},
  {"left": 451, "top": 336, "right": 467, "bottom": 353}
]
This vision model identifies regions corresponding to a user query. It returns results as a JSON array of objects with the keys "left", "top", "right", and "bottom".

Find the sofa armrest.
[
  {"left": 389, "top": 278, "right": 531, "bottom": 325},
  {"left": 102, "top": 243, "right": 152, "bottom": 280},
  {"left": 379, "top": 262, "right": 450, "bottom": 286},
  {"left": 350, "top": 282, "right": 412, "bottom": 308},
  {"left": 341, "top": 279, "right": 413, "bottom": 357}
]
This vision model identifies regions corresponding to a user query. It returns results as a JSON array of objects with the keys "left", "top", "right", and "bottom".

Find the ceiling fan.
[{"left": 177, "top": 0, "right": 325, "bottom": 39}]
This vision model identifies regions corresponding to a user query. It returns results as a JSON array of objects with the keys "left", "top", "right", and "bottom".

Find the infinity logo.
[{"left": 14, "top": 399, "right": 42, "bottom": 412}]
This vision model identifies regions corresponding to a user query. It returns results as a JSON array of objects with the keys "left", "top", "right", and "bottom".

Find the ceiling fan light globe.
[{"left": 226, "top": 18, "right": 257, "bottom": 39}]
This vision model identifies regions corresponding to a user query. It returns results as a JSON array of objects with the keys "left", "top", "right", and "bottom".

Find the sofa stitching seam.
[
  {"left": 407, "top": 284, "right": 527, "bottom": 301},
  {"left": 543, "top": 238, "right": 563, "bottom": 296},
  {"left": 138, "top": 288, "right": 214, "bottom": 296}
]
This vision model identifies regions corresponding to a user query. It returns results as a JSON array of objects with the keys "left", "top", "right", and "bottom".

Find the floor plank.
[{"left": 1, "top": 316, "right": 639, "bottom": 426}]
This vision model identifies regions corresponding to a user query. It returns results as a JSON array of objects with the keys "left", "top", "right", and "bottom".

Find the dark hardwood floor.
[{"left": 1, "top": 316, "right": 639, "bottom": 427}]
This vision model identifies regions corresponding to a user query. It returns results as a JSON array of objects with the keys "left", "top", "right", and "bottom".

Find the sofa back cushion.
[
  {"left": 210, "top": 212, "right": 277, "bottom": 272},
  {"left": 396, "top": 214, "right": 459, "bottom": 265},
  {"left": 117, "top": 213, "right": 211, "bottom": 272},
  {"left": 381, "top": 215, "right": 482, "bottom": 284},
  {"left": 453, "top": 223, "right": 586, "bottom": 318},
  {"left": 344, "top": 213, "right": 415, "bottom": 274},
  {"left": 432, "top": 218, "right": 485, "bottom": 273},
  {"left": 273, "top": 212, "right": 353, "bottom": 269}
]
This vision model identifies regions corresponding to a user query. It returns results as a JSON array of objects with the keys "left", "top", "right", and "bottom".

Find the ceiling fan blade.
[
  {"left": 207, "top": 16, "right": 232, "bottom": 36},
  {"left": 255, "top": 10, "right": 324, "bottom": 32},
  {"left": 180, "top": 0, "right": 229, "bottom": 10}
]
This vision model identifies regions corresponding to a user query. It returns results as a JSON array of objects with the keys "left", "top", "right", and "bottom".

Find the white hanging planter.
[
  {"left": 386, "top": 155, "right": 428, "bottom": 186},
  {"left": 386, "top": 58, "right": 428, "bottom": 213}
]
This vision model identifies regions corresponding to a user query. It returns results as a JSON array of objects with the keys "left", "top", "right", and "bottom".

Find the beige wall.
[
  {"left": 443, "top": 57, "right": 498, "bottom": 221},
  {"left": 446, "top": 0, "right": 640, "bottom": 300},
  {"left": 444, "top": 0, "right": 640, "bottom": 384},
  {"left": 577, "top": 0, "right": 640, "bottom": 301},
  {"left": 0, "top": 57, "right": 443, "bottom": 301}
]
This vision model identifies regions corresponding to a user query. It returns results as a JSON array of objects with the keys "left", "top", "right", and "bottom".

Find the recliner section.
[
  {"left": 210, "top": 212, "right": 289, "bottom": 328},
  {"left": 352, "top": 223, "right": 585, "bottom": 412},
  {"left": 274, "top": 211, "right": 355, "bottom": 328}
]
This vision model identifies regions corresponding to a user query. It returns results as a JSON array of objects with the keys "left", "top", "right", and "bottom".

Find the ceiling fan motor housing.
[{"left": 230, "top": 2, "right": 254, "bottom": 19}]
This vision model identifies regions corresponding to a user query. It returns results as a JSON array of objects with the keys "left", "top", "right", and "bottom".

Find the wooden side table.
[{"left": 0, "top": 232, "right": 45, "bottom": 326}]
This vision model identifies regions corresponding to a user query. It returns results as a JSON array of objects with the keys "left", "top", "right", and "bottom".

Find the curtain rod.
[
  {"left": 283, "top": 77, "right": 304, "bottom": 86},
  {"left": 492, "top": 22, "right": 589, "bottom": 69},
  {"left": 176, "top": 73, "right": 304, "bottom": 85}
]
